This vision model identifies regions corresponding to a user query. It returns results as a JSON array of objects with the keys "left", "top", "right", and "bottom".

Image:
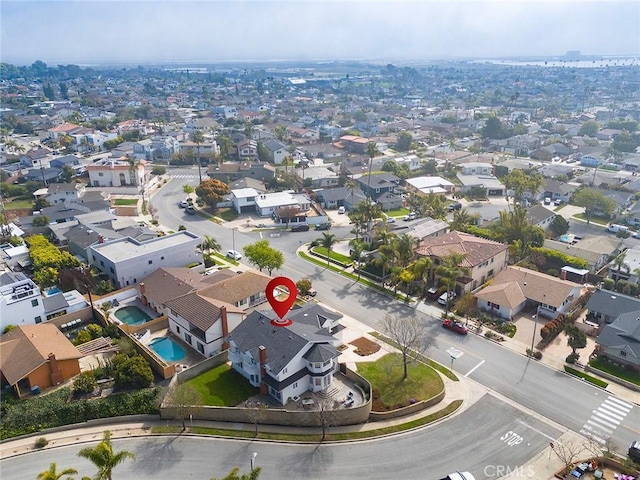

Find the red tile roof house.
[
  {"left": 474, "top": 266, "right": 586, "bottom": 321},
  {"left": 415, "top": 231, "right": 509, "bottom": 295},
  {"left": 0, "top": 324, "right": 82, "bottom": 397}
]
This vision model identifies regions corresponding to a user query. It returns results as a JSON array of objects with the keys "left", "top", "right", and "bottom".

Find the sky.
[{"left": 1, "top": 0, "right": 639, "bottom": 66}]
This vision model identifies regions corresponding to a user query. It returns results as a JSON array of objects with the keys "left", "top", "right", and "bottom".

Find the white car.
[
  {"left": 440, "top": 473, "right": 475, "bottom": 480},
  {"left": 179, "top": 200, "right": 189, "bottom": 208},
  {"left": 226, "top": 250, "right": 242, "bottom": 261}
]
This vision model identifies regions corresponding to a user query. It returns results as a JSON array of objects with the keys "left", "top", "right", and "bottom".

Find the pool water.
[
  {"left": 149, "top": 337, "right": 186, "bottom": 362},
  {"left": 114, "top": 306, "right": 153, "bottom": 326},
  {"left": 45, "top": 287, "right": 62, "bottom": 297}
]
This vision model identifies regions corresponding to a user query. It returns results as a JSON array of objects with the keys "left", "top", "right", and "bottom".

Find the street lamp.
[{"left": 250, "top": 452, "right": 257, "bottom": 471}]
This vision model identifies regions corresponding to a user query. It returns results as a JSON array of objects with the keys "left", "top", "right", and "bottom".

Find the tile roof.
[
  {"left": 474, "top": 281, "right": 526, "bottom": 309},
  {"left": 198, "top": 271, "right": 271, "bottom": 305},
  {"left": 415, "top": 231, "right": 508, "bottom": 267},
  {"left": 164, "top": 293, "right": 242, "bottom": 332},
  {"left": 138, "top": 267, "right": 206, "bottom": 306},
  {"left": 477, "top": 266, "right": 581, "bottom": 308},
  {"left": 0, "top": 324, "right": 82, "bottom": 385}
]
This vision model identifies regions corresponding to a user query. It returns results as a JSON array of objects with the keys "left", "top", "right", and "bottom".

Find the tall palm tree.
[
  {"left": 395, "top": 233, "right": 417, "bottom": 268},
  {"left": 317, "top": 232, "right": 337, "bottom": 267},
  {"left": 450, "top": 208, "right": 481, "bottom": 231},
  {"left": 612, "top": 252, "right": 629, "bottom": 281},
  {"left": 37, "top": 463, "right": 78, "bottom": 480},
  {"left": 125, "top": 154, "right": 138, "bottom": 187},
  {"left": 409, "top": 256, "right": 433, "bottom": 297},
  {"left": 192, "top": 130, "right": 205, "bottom": 183},
  {"left": 77, "top": 430, "right": 135, "bottom": 480},
  {"left": 435, "top": 252, "right": 469, "bottom": 316},
  {"left": 349, "top": 239, "right": 367, "bottom": 281},
  {"left": 364, "top": 141, "right": 380, "bottom": 198},
  {"left": 201, "top": 235, "right": 221, "bottom": 255}
]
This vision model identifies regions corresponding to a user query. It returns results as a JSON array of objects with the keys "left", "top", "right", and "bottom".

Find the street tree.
[
  {"left": 183, "top": 184, "right": 195, "bottom": 197},
  {"left": 243, "top": 240, "right": 284, "bottom": 275},
  {"left": 243, "top": 400, "right": 268, "bottom": 438},
  {"left": 578, "top": 120, "right": 600, "bottom": 137},
  {"left": 572, "top": 188, "right": 616, "bottom": 224},
  {"left": 77, "top": 430, "right": 135, "bottom": 480},
  {"left": 200, "top": 235, "right": 221, "bottom": 255},
  {"left": 551, "top": 440, "right": 583, "bottom": 476},
  {"left": 295, "top": 278, "right": 312, "bottom": 295},
  {"left": 314, "top": 396, "right": 338, "bottom": 441},
  {"left": 195, "top": 178, "right": 229, "bottom": 210},
  {"left": 164, "top": 382, "right": 202, "bottom": 431},
  {"left": 192, "top": 130, "right": 205, "bottom": 182},
  {"left": 565, "top": 324, "right": 587, "bottom": 356},
  {"left": 349, "top": 239, "right": 367, "bottom": 280},
  {"left": 382, "top": 313, "right": 430, "bottom": 380},
  {"left": 317, "top": 232, "right": 337, "bottom": 267},
  {"left": 37, "top": 462, "right": 78, "bottom": 480},
  {"left": 408, "top": 256, "right": 433, "bottom": 297},
  {"left": 395, "top": 131, "right": 413, "bottom": 151}
]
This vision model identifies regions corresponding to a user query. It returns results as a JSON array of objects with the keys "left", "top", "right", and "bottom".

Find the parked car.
[
  {"left": 226, "top": 250, "right": 242, "bottom": 261},
  {"left": 448, "top": 202, "right": 462, "bottom": 212},
  {"left": 315, "top": 223, "right": 331, "bottom": 231},
  {"left": 426, "top": 286, "right": 441, "bottom": 300},
  {"left": 442, "top": 319, "right": 468, "bottom": 335},
  {"left": 185, "top": 205, "right": 196, "bottom": 215},
  {"left": 386, "top": 216, "right": 396, "bottom": 223},
  {"left": 404, "top": 212, "right": 417, "bottom": 221},
  {"left": 606, "top": 224, "right": 629, "bottom": 234},
  {"left": 306, "top": 288, "right": 317, "bottom": 297},
  {"left": 632, "top": 231, "right": 640, "bottom": 239},
  {"left": 291, "top": 224, "right": 310, "bottom": 232},
  {"left": 179, "top": 200, "right": 189, "bottom": 208},
  {"left": 629, "top": 440, "right": 640, "bottom": 462},
  {"left": 337, "top": 206, "right": 346, "bottom": 214},
  {"left": 554, "top": 198, "right": 562, "bottom": 206},
  {"left": 437, "top": 291, "right": 456, "bottom": 305}
]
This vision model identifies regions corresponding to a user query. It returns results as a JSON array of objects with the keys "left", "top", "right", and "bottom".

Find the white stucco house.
[{"left": 0, "top": 272, "right": 46, "bottom": 332}]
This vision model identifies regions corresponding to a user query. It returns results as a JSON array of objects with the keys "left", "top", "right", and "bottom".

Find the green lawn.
[
  {"left": 215, "top": 207, "right": 238, "bottom": 222},
  {"left": 589, "top": 357, "right": 640, "bottom": 386},
  {"left": 573, "top": 214, "right": 610, "bottom": 226},
  {"left": 113, "top": 198, "right": 138, "bottom": 206},
  {"left": 357, "top": 353, "right": 444, "bottom": 409},
  {"left": 312, "top": 246, "right": 352, "bottom": 264},
  {"left": 185, "top": 363, "right": 258, "bottom": 406},
  {"left": 385, "top": 207, "right": 410, "bottom": 217},
  {"left": 4, "top": 199, "right": 33, "bottom": 209}
]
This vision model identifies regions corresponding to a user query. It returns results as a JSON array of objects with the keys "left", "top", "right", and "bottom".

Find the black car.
[
  {"left": 448, "top": 202, "right": 462, "bottom": 212},
  {"left": 291, "top": 224, "right": 310, "bottom": 232},
  {"left": 315, "top": 223, "right": 331, "bottom": 231}
]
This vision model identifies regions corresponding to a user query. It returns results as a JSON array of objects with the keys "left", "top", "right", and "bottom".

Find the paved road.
[
  {"left": 156, "top": 170, "right": 639, "bottom": 452},
  {"left": 0, "top": 394, "right": 562, "bottom": 480}
]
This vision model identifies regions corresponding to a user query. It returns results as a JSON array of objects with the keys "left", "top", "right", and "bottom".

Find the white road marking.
[
  {"left": 605, "top": 396, "right": 633, "bottom": 410},
  {"left": 464, "top": 359, "right": 485, "bottom": 378},
  {"left": 593, "top": 409, "right": 624, "bottom": 423},
  {"left": 580, "top": 396, "right": 633, "bottom": 443},
  {"left": 585, "top": 420, "right": 614, "bottom": 434},
  {"left": 516, "top": 420, "right": 556, "bottom": 441}
]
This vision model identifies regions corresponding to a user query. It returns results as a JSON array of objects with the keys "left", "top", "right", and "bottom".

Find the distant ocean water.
[{"left": 471, "top": 57, "right": 639, "bottom": 68}]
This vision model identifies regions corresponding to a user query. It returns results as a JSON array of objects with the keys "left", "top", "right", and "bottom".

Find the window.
[
  {"left": 620, "top": 351, "right": 627, "bottom": 357},
  {"left": 282, "top": 367, "right": 287, "bottom": 374},
  {"left": 148, "top": 260, "right": 153, "bottom": 265},
  {"left": 110, "top": 267, "right": 114, "bottom": 273},
  {"left": 31, "top": 299, "right": 39, "bottom": 307},
  {"left": 34, "top": 316, "right": 42, "bottom": 324},
  {"left": 314, "top": 378, "right": 321, "bottom": 386},
  {"left": 100, "top": 260, "right": 104, "bottom": 266},
  {"left": 197, "top": 342, "right": 205, "bottom": 354},
  {"left": 488, "top": 301, "right": 500, "bottom": 309},
  {"left": 98, "top": 172, "right": 104, "bottom": 177},
  {"left": 184, "top": 333, "right": 192, "bottom": 345},
  {"left": 292, "top": 382, "right": 298, "bottom": 388},
  {"left": 176, "top": 326, "right": 181, "bottom": 334},
  {"left": 161, "top": 256, "right": 165, "bottom": 260}
]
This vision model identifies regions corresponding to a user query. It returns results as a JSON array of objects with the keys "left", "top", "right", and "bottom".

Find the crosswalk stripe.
[
  {"left": 594, "top": 407, "right": 625, "bottom": 422},
  {"left": 586, "top": 420, "right": 614, "bottom": 434},
  {"left": 605, "top": 396, "right": 633, "bottom": 410},
  {"left": 580, "top": 430, "right": 605, "bottom": 444},
  {"left": 593, "top": 410, "right": 623, "bottom": 424},
  {"left": 599, "top": 403, "right": 628, "bottom": 418},
  {"left": 588, "top": 415, "right": 618, "bottom": 430}
]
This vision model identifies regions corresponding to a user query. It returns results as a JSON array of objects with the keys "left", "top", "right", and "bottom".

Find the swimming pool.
[
  {"left": 149, "top": 337, "right": 186, "bottom": 362},
  {"left": 45, "top": 287, "right": 62, "bottom": 297},
  {"left": 114, "top": 306, "right": 153, "bottom": 326}
]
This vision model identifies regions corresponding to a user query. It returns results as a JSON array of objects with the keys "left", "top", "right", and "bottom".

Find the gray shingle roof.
[
  {"left": 228, "top": 310, "right": 335, "bottom": 375},
  {"left": 303, "top": 343, "right": 338, "bottom": 363},
  {"left": 586, "top": 288, "right": 640, "bottom": 318},
  {"left": 596, "top": 312, "right": 640, "bottom": 365},
  {"left": 288, "top": 303, "right": 342, "bottom": 329}
]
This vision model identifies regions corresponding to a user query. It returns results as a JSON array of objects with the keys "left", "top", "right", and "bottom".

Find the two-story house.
[
  {"left": 87, "top": 158, "right": 147, "bottom": 188},
  {"left": 405, "top": 176, "right": 455, "bottom": 196},
  {"left": 238, "top": 140, "right": 258, "bottom": 160},
  {"left": 525, "top": 205, "right": 556, "bottom": 232},
  {"left": 585, "top": 288, "right": 640, "bottom": 325},
  {"left": 87, "top": 232, "right": 202, "bottom": 289},
  {"left": 262, "top": 139, "right": 288, "bottom": 165},
  {"left": 595, "top": 313, "right": 640, "bottom": 372},
  {"left": 415, "top": 231, "right": 509, "bottom": 295},
  {"left": 0, "top": 272, "right": 46, "bottom": 332},
  {"left": 227, "top": 307, "right": 340, "bottom": 405},
  {"left": 357, "top": 173, "right": 401, "bottom": 200}
]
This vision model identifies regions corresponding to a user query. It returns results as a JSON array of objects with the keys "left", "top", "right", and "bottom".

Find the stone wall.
[{"left": 369, "top": 387, "right": 445, "bottom": 421}]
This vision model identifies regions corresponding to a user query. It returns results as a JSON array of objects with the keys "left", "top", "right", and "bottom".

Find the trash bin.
[{"left": 31, "top": 385, "right": 40, "bottom": 395}]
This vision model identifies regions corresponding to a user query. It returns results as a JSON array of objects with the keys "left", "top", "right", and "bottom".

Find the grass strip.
[
  {"left": 369, "top": 332, "right": 458, "bottom": 381},
  {"left": 151, "top": 400, "right": 462, "bottom": 441},
  {"left": 588, "top": 358, "right": 640, "bottom": 386},
  {"left": 564, "top": 365, "right": 608, "bottom": 388}
]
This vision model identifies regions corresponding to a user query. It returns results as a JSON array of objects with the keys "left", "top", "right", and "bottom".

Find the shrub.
[
  {"left": 296, "top": 278, "right": 312, "bottom": 295},
  {"left": 32, "top": 216, "right": 50, "bottom": 227},
  {"left": 178, "top": 225, "right": 187, "bottom": 231},
  {"left": 151, "top": 165, "right": 166, "bottom": 175},
  {"left": 34, "top": 437, "right": 48, "bottom": 448},
  {"left": 114, "top": 356, "right": 153, "bottom": 390},
  {"left": 566, "top": 352, "right": 580, "bottom": 364},
  {"left": 615, "top": 279, "right": 628, "bottom": 293},
  {"left": 86, "top": 323, "right": 103, "bottom": 339},
  {"left": 73, "top": 372, "right": 97, "bottom": 396},
  {"left": 73, "top": 329, "right": 92, "bottom": 346},
  {"left": 602, "top": 278, "right": 615, "bottom": 290}
]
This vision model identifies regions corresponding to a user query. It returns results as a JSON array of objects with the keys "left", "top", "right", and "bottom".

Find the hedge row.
[{"left": 0, "top": 387, "right": 160, "bottom": 440}]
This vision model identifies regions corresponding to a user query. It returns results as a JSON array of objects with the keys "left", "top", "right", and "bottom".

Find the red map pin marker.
[{"left": 266, "top": 276, "right": 297, "bottom": 327}]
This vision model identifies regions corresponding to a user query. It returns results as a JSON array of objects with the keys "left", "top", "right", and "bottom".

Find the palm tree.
[
  {"left": 435, "top": 252, "right": 469, "bottom": 316},
  {"left": 317, "top": 232, "right": 337, "bottom": 267},
  {"left": 192, "top": 130, "right": 205, "bottom": 183},
  {"left": 612, "top": 252, "right": 629, "bottom": 281},
  {"left": 409, "top": 256, "right": 433, "bottom": 297},
  {"left": 349, "top": 239, "right": 367, "bottom": 281},
  {"left": 77, "top": 430, "right": 135, "bottom": 480},
  {"left": 395, "top": 233, "right": 417, "bottom": 268},
  {"left": 201, "top": 235, "right": 221, "bottom": 255},
  {"left": 37, "top": 463, "right": 78, "bottom": 480},
  {"left": 364, "top": 141, "right": 380, "bottom": 198},
  {"left": 450, "top": 208, "right": 481, "bottom": 231},
  {"left": 125, "top": 154, "right": 138, "bottom": 187}
]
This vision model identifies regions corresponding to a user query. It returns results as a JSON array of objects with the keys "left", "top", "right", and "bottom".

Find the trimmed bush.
[
  {"left": 73, "top": 371, "right": 97, "bottom": 396},
  {"left": 566, "top": 352, "right": 580, "bottom": 364},
  {"left": 34, "top": 437, "right": 48, "bottom": 448}
]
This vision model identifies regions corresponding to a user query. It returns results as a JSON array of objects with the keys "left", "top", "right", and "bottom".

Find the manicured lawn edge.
[
  {"left": 588, "top": 358, "right": 640, "bottom": 386},
  {"left": 369, "top": 332, "right": 458, "bottom": 381},
  {"left": 564, "top": 365, "right": 608, "bottom": 388},
  {"left": 151, "top": 400, "right": 462, "bottom": 442}
]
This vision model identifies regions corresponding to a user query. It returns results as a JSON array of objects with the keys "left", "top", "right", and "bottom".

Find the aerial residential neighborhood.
[{"left": 1, "top": 37, "right": 640, "bottom": 480}]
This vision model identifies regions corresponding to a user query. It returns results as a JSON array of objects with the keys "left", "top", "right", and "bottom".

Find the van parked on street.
[{"left": 606, "top": 224, "right": 629, "bottom": 233}]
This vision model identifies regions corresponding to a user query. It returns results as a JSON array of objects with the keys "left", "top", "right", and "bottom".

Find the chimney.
[
  {"left": 49, "top": 353, "right": 63, "bottom": 385},
  {"left": 220, "top": 306, "right": 229, "bottom": 350},
  {"left": 560, "top": 269, "right": 567, "bottom": 280},
  {"left": 139, "top": 282, "right": 148, "bottom": 306},
  {"left": 258, "top": 345, "right": 268, "bottom": 395}
]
